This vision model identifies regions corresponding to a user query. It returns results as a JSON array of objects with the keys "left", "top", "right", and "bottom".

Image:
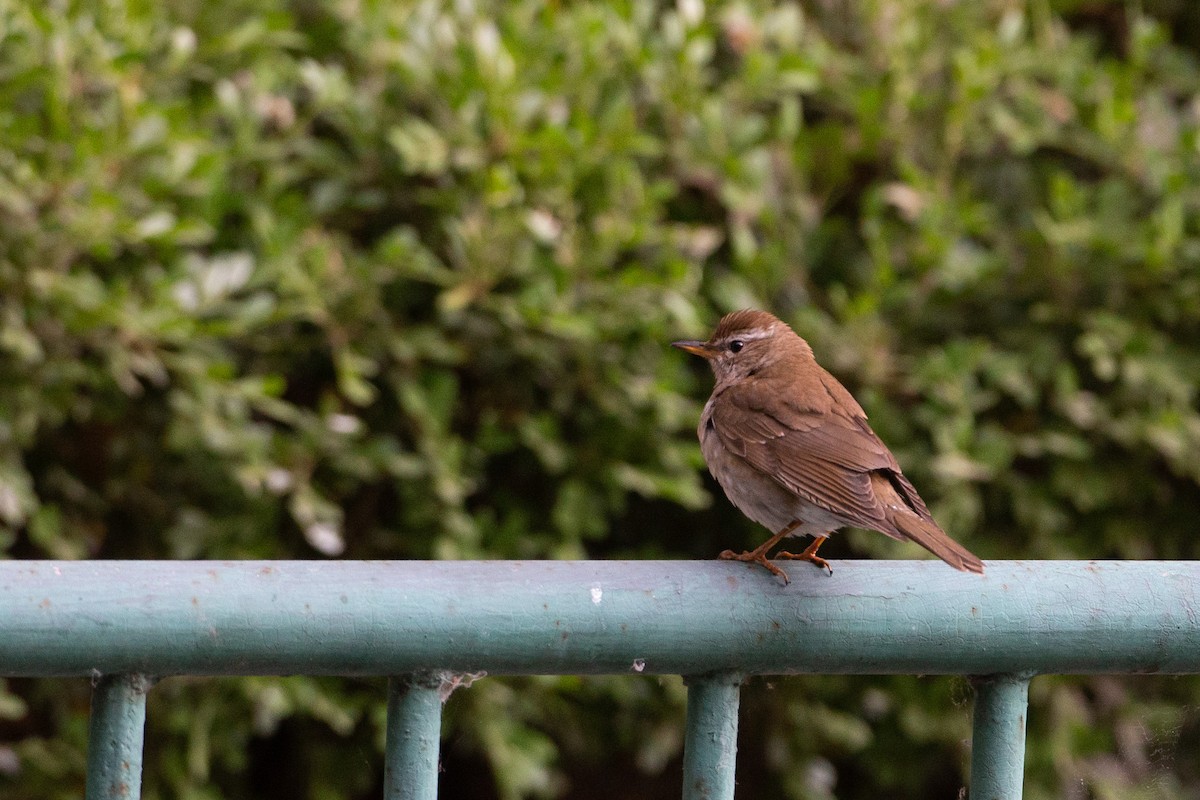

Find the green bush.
[{"left": 2, "top": 1, "right": 1200, "bottom": 798}]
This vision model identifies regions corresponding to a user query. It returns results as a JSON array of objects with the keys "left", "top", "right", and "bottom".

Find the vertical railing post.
[
  {"left": 384, "top": 674, "right": 443, "bottom": 800},
  {"left": 86, "top": 673, "right": 153, "bottom": 800},
  {"left": 682, "top": 673, "right": 742, "bottom": 800},
  {"left": 969, "top": 673, "right": 1032, "bottom": 800}
]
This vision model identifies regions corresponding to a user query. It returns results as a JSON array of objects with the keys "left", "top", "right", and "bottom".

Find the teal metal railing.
[{"left": 3, "top": 560, "right": 1199, "bottom": 799}]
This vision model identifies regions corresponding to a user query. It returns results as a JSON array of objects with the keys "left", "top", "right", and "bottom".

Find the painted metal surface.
[
  {"left": 2, "top": 560, "right": 1198, "bottom": 677},
  {"left": 970, "top": 674, "right": 1031, "bottom": 800},
  {"left": 682, "top": 675, "right": 742, "bottom": 800},
  {"left": 85, "top": 674, "right": 151, "bottom": 800},
  {"left": 384, "top": 675, "right": 443, "bottom": 800}
]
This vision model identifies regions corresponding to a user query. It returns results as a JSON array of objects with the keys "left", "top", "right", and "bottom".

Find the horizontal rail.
[{"left": 1, "top": 560, "right": 1198, "bottom": 677}]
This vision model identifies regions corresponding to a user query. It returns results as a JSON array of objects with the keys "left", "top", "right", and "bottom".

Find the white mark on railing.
[{"left": 591, "top": 585, "right": 603, "bottom": 604}]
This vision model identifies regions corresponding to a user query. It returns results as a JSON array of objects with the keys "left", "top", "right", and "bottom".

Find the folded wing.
[{"left": 715, "top": 369, "right": 936, "bottom": 517}]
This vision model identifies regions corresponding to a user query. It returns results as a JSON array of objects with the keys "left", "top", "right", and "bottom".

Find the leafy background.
[{"left": 2, "top": 0, "right": 1200, "bottom": 797}]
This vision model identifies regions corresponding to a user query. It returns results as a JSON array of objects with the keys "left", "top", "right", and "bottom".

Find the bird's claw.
[
  {"left": 718, "top": 548, "right": 791, "bottom": 585},
  {"left": 775, "top": 550, "right": 833, "bottom": 576}
]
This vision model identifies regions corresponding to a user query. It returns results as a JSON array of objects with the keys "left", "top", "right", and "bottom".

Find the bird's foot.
[
  {"left": 718, "top": 548, "right": 791, "bottom": 585},
  {"left": 774, "top": 537, "right": 833, "bottom": 575},
  {"left": 774, "top": 550, "right": 832, "bottom": 575}
]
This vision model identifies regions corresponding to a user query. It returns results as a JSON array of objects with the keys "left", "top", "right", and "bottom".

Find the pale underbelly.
[{"left": 702, "top": 430, "right": 847, "bottom": 538}]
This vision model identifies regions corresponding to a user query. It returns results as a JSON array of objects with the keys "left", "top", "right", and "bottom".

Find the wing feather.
[{"left": 709, "top": 378, "right": 928, "bottom": 533}]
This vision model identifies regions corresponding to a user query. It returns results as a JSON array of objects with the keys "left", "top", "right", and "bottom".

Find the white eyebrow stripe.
[{"left": 725, "top": 326, "right": 775, "bottom": 342}]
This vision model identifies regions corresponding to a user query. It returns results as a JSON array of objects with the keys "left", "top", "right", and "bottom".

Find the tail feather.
[
  {"left": 868, "top": 470, "right": 984, "bottom": 573},
  {"left": 891, "top": 511, "right": 985, "bottom": 573}
]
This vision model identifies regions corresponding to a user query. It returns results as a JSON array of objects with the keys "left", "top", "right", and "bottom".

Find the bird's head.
[{"left": 672, "top": 309, "right": 812, "bottom": 383}]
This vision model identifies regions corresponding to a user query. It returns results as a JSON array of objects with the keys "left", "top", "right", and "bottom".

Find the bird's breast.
[{"left": 699, "top": 408, "right": 802, "bottom": 533}]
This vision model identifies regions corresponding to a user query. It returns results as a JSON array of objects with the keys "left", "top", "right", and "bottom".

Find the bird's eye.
[{"left": 728, "top": 340, "right": 744, "bottom": 353}]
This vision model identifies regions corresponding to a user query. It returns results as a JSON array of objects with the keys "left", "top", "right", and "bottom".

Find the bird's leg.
[
  {"left": 719, "top": 520, "right": 804, "bottom": 584},
  {"left": 775, "top": 536, "right": 832, "bottom": 576}
]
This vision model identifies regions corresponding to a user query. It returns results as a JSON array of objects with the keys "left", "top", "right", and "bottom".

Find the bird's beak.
[{"left": 672, "top": 340, "right": 716, "bottom": 359}]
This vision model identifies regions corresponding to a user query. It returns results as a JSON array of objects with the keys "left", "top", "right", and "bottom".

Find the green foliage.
[{"left": 2, "top": 0, "right": 1200, "bottom": 797}]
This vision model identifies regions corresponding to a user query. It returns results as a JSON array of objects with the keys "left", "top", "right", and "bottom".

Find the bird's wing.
[{"left": 709, "top": 374, "right": 932, "bottom": 532}]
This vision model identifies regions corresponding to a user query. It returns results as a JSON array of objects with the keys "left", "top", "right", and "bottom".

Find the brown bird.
[{"left": 674, "top": 309, "right": 984, "bottom": 584}]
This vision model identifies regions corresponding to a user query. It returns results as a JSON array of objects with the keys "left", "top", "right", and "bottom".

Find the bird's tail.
[{"left": 891, "top": 511, "right": 984, "bottom": 573}]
